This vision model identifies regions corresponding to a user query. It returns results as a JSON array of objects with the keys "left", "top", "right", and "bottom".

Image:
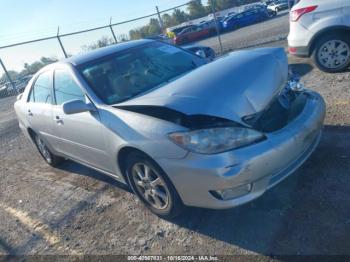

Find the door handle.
[
  {"left": 28, "top": 109, "right": 33, "bottom": 116},
  {"left": 55, "top": 115, "right": 63, "bottom": 124}
]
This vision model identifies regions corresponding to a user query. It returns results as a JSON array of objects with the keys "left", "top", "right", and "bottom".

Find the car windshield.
[{"left": 79, "top": 42, "right": 197, "bottom": 105}]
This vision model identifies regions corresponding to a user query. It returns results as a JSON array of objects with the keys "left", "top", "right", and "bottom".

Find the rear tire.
[
  {"left": 125, "top": 151, "right": 184, "bottom": 219},
  {"left": 34, "top": 134, "right": 64, "bottom": 167},
  {"left": 312, "top": 33, "right": 350, "bottom": 73}
]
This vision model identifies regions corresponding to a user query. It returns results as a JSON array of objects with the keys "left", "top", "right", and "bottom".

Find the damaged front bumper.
[{"left": 156, "top": 91, "right": 326, "bottom": 209}]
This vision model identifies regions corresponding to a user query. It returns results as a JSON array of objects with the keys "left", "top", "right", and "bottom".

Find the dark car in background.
[
  {"left": 221, "top": 8, "right": 269, "bottom": 31},
  {"left": 145, "top": 35, "right": 216, "bottom": 61}
]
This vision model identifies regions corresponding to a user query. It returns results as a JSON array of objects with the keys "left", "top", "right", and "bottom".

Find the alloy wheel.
[
  {"left": 36, "top": 136, "right": 52, "bottom": 163},
  {"left": 131, "top": 163, "right": 170, "bottom": 210},
  {"left": 317, "top": 40, "right": 350, "bottom": 70}
]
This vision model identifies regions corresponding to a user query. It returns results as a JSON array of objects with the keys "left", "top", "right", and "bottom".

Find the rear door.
[
  {"left": 26, "top": 70, "right": 55, "bottom": 145},
  {"left": 50, "top": 68, "right": 113, "bottom": 172}
]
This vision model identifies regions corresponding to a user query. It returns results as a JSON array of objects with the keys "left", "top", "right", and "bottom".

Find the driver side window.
[{"left": 54, "top": 69, "right": 85, "bottom": 105}]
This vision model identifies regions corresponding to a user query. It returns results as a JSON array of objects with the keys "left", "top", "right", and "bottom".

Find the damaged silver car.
[{"left": 14, "top": 39, "right": 325, "bottom": 218}]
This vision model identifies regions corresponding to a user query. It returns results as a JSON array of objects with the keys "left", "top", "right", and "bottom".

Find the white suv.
[
  {"left": 288, "top": 0, "right": 350, "bottom": 73},
  {"left": 268, "top": 1, "right": 289, "bottom": 12}
]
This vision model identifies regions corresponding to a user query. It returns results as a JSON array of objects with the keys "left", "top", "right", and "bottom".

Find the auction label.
[{"left": 128, "top": 255, "right": 219, "bottom": 261}]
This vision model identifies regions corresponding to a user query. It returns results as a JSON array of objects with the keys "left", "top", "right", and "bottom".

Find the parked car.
[
  {"left": 166, "top": 25, "right": 192, "bottom": 37},
  {"left": 144, "top": 35, "right": 215, "bottom": 61},
  {"left": 288, "top": 0, "right": 350, "bottom": 73},
  {"left": 267, "top": 9, "right": 277, "bottom": 17},
  {"left": 221, "top": 8, "right": 269, "bottom": 31},
  {"left": 146, "top": 34, "right": 172, "bottom": 44},
  {"left": 173, "top": 24, "right": 215, "bottom": 45},
  {"left": 225, "top": 11, "right": 236, "bottom": 17},
  {"left": 15, "top": 75, "right": 33, "bottom": 93},
  {"left": 208, "top": 12, "right": 221, "bottom": 19},
  {"left": 253, "top": 5, "right": 277, "bottom": 18},
  {"left": 0, "top": 75, "right": 33, "bottom": 98},
  {"left": 0, "top": 82, "right": 10, "bottom": 97},
  {"left": 14, "top": 40, "right": 325, "bottom": 218},
  {"left": 182, "top": 44, "right": 216, "bottom": 61},
  {"left": 268, "top": 0, "right": 289, "bottom": 12}
]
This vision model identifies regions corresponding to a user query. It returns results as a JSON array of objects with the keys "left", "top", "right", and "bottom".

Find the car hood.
[{"left": 118, "top": 47, "right": 288, "bottom": 124}]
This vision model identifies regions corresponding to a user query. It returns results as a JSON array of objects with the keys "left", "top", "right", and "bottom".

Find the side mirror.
[
  {"left": 195, "top": 49, "right": 207, "bottom": 58},
  {"left": 62, "top": 100, "right": 95, "bottom": 115}
]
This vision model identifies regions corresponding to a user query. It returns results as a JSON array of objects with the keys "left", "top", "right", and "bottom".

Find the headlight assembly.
[{"left": 169, "top": 127, "right": 265, "bottom": 154}]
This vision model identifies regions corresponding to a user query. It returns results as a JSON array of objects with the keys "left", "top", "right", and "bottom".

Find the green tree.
[
  {"left": 187, "top": 0, "right": 208, "bottom": 19},
  {"left": 217, "top": 0, "right": 235, "bottom": 10},
  {"left": 82, "top": 36, "right": 114, "bottom": 51},
  {"left": 117, "top": 33, "right": 128, "bottom": 42},
  {"left": 206, "top": 0, "right": 246, "bottom": 11},
  {"left": 23, "top": 57, "right": 58, "bottom": 75},
  {"left": 171, "top": 9, "right": 188, "bottom": 25},
  {"left": 161, "top": 13, "right": 174, "bottom": 28},
  {"left": 147, "top": 18, "right": 161, "bottom": 35},
  {"left": 206, "top": 0, "right": 217, "bottom": 12}
]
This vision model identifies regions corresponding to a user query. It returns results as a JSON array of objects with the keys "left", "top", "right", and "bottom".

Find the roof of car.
[{"left": 62, "top": 39, "right": 154, "bottom": 66}]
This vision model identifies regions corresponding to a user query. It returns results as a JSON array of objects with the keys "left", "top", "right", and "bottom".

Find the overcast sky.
[{"left": 0, "top": 0, "right": 189, "bottom": 72}]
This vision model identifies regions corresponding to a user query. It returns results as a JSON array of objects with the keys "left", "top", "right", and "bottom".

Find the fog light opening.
[{"left": 210, "top": 183, "right": 252, "bottom": 201}]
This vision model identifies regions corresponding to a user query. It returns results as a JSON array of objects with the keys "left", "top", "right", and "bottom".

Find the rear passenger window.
[
  {"left": 28, "top": 71, "right": 52, "bottom": 104},
  {"left": 54, "top": 70, "right": 85, "bottom": 105}
]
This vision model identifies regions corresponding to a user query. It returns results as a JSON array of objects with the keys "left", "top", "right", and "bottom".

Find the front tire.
[
  {"left": 125, "top": 151, "right": 184, "bottom": 219},
  {"left": 34, "top": 134, "right": 64, "bottom": 167},
  {"left": 312, "top": 34, "right": 350, "bottom": 73}
]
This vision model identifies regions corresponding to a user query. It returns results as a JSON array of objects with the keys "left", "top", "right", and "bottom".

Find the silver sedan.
[{"left": 14, "top": 39, "right": 325, "bottom": 218}]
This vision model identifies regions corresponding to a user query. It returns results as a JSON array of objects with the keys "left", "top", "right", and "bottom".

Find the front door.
[{"left": 50, "top": 69, "right": 113, "bottom": 172}]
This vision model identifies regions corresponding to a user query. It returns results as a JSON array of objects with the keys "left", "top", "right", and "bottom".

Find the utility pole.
[
  {"left": 156, "top": 6, "right": 164, "bottom": 33},
  {"left": 0, "top": 58, "right": 16, "bottom": 90},
  {"left": 56, "top": 27, "right": 68, "bottom": 58},
  {"left": 109, "top": 17, "right": 118, "bottom": 43},
  {"left": 210, "top": 0, "right": 223, "bottom": 54}
]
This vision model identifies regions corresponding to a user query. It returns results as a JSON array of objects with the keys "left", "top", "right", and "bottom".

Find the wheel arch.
[
  {"left": 27, "top": 127, "right": 36, "bottom": 142},
  {"left": 116, "top": 146, "right": 180, "bottom": 197},
  {"left": 309, "top": 26, "right": 350, "bottom": 56},
  {"left": 117, "top": 146, "right": 153, "bottom": 185}
]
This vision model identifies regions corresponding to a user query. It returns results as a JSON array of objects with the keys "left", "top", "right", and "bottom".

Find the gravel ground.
[{"left": 0, "top": 13, "right": 350, "bottom": 258}]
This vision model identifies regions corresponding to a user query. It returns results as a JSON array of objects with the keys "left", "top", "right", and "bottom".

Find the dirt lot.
[{"left": 1, "top": 16, "right": 350, "bottom": 258}]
